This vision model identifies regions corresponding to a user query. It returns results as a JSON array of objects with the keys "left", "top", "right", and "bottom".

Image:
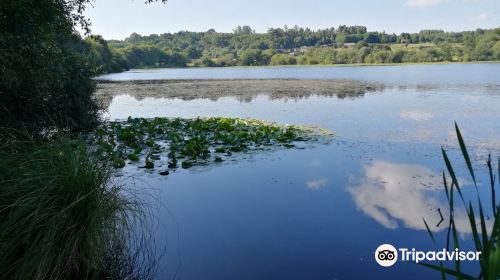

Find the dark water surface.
[{"left": 102, "top": 64, "right": 500, "bottom": 280}]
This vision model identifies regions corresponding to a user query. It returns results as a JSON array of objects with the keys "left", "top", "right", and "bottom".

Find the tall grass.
[
  {"left": 421, "top": 123, "right": 500, "bottom": 279},
  {"left": 0, "top": 133, "right": 155, "bottom": 280}
]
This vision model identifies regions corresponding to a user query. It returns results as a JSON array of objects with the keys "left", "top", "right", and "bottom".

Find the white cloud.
[
  {"left": 400, "top": 110, "right": 435, "bottom": 121},
  {"left": 405, "top": 0, "right": 445, "bottom": 8},
  {"left": 306, "top": 179, "right": 328, "bottom": 190},
  {"left": 307, "top": 159, "right": 321, "bottom": 167},
  {"left": 476, "top": 12, "right": 489, "bottom": 21},
  {"left": 405, "top": 0, "right": 484, "bottom": 8}
]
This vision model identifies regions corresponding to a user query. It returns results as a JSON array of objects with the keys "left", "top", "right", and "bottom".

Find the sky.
[{"left": 84, "top": 0, "right": 500, "bottom": 40}]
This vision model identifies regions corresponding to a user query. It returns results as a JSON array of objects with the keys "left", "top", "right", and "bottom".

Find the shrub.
[
  {"left": 0, "top": 135, "right": 152, "bottom": 279},
  {"left": 0, "top": 1, "right": 100, "bottom": 134},
  {"left": 270, "top": 54, "right": 297, "bottom": 65}
]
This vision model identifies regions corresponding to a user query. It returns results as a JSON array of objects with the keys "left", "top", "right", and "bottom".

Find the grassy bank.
[
  {"left": 0, "top": 134, "right": 152, "bottom": 280},
  {"left": 184, "top": 60, "right": 500, "bottom": 68},
  {"left": 124, "top": 61, "right": 500, "bottom": 70}
]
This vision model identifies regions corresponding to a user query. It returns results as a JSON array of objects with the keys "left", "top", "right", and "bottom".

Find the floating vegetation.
[{"left": 92, "top": 117, "right": 332, "bottom": 173}]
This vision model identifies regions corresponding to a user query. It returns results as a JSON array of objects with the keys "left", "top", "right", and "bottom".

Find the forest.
[{"left": 85, "top": 25, "right": 500, "bottom": 72}]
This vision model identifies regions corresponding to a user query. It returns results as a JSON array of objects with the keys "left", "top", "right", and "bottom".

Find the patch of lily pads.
[{"left": 92, "top": 117, "right": 332, "bottom": 174}]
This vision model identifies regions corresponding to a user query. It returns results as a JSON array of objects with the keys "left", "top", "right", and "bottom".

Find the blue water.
[
  {"left": 98, "top": 63, "right": 500, "bottom": 86},
  {"left": 103, "top": 64, "right": 500, "bottom": 280}
]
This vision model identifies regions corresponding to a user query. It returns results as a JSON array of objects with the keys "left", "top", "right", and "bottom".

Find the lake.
[{"left": 100, "top": 63, "right": 500, "bottom": 280}]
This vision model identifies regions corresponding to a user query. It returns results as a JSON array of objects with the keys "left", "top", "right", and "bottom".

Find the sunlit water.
[{"left": 101, "top": 64, "right": 500, "bottom": 280}]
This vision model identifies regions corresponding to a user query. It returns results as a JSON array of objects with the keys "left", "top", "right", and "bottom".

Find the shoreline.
[{"left": 99, "top": 61, "right": 500, "bottom": 75}]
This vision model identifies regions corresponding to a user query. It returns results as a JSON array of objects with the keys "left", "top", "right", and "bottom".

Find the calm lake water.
[{"left": 102, "top": 64, "right": 500, "bottom": 280}]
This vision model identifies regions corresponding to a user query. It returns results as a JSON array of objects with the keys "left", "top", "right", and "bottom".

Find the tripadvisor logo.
[
  {"left": 375, "top": 244, "right": 398, "bottom": 267},
  {"left": 374, "top": 244, "right": 481, "bottom": 267}
]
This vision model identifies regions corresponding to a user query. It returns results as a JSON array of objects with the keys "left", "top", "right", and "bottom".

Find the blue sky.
[{"left": 84, "top": 0, "right": 500, "bottom": 39}]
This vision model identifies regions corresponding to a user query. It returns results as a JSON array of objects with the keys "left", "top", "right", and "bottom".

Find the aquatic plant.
[
  {"left": 421, "top": 123, "right": 500, "bottom": 279},
  {"left": 0, "top": 136, "right": 154, "bottom": 280},
  {"left": 93, "top": 117, "right": 331, "bottom": 172}
]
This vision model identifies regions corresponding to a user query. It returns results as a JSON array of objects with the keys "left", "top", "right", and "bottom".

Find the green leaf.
[
  {"left": 127, "top": 153, "right": 140, "bottom": 161},
  {"left": 478, "top": 201, "right": 489, "bottom": 257},
  {"left": 467, "top": 203, "right": 486, "bottom": 274},
  {"left": 451, "top": 217, "right": 463, "bottom": 280},
  {"left": 487, "top": 246, "right": 500, "bottom": 280},
  {"left": 442, "top": 148, "right": 466, "bottom": 206},
  {"left": 418, "top": 263, "right": 475, "bottom": 280},
  {"left": 443, "top": 171, "right": 449, "bottom": 202},
  {"left": 423, "top": 218, "right": 436, "bottom": 243},
  {"left": 455, "top": 123, "right": 477, "bottom": 188},
  {"left": 113, "top": 158, "right": 125, "bottom": 168},
  {"left": 145, "top": 158, "right": 154, "bottom": 169}
]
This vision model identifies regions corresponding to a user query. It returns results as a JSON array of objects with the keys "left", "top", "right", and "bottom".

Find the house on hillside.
[{"left": 343, "top": 43, "right": 356, "bottom": 48}]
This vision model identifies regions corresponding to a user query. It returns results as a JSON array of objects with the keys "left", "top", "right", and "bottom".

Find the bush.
[
  {"left": 365, "top": 50, "right": 392, "bottom": 63},
  {"left": 0, "top": 136, "right": 152, "bottom": 280},
  {"left": 270, "top": 54, "right": 297, "bottom": 65},
  {"left": 0, "top": 1, "right": 100, "bottom": 134}
]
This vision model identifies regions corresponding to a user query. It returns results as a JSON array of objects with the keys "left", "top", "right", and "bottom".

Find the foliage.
[
  {"left": 0, "top": 135, "right": 153, "bottom": 280},
  {"left": 102, "top": 26, "right": 500, "bottom": 68},
  {"left": 0, "top": 0, "right": 171, "bottom": 133},
  {"left": 120, "top": 44, "right": 187, "bottom": 68},
  {"left": 421, "top": 124, "right": 500, "bottom": 279},
  {"left": 81, "top": 35, "right": 130, "bottom": 73},
  {"left": 270, "top": 54, "right": 297, "bottom": 65},
  {"left": 93, "top": 117, "right": 332, "bottom": 172},
  {"left": 0, "top": 0, "right": 101, "bottom": 134}
]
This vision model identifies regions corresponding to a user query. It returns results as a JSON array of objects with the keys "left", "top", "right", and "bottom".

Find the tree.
[
  {"left": 493, "top": 41, "right": 500, "bottom": 60},
  {"left": 364, "top": 32, "right": 381, "bottom": 44},
  {"left": 0, "top": 0, "right": 168, "bottom": 134},
  {"left": 239, "top": 49, "right": 268, "bottom": 66},
  {"left": 233, "top": 26, "right": 254, "bottom": 35},
  {"left": 0, "top": 0, "right": 98, "bottom": 133}
]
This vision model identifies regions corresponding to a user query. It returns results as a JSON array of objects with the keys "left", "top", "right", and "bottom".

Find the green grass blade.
[
  {"left": 443, "top": 171, "right": 450, "bottom": 202},
  {"left": 423, "top": 218, "right": 436, "bottom": 243},
  {"left": 418, "top": 263, "right": 475, "bottom": 280},
  {"left": 455, "top": 123, "right": 477, "bottom": 188},
  {"left": 451, "top": 217, "right": 463, "bottom": 280},
  {"left": 467, "top": 203, "right": 483, "bottom": 253},
  {"left": 442, "top": 148, "right": 466, "bottom": 207},
  {"left": 487, "top": 155, "right": 496, "bottom": 216},
  {"left": 489, "top": 208, "right": 500, "bottom": 245},
  {"left": 487, "top": 244, "right": 500, "bottom": 280},
  {"left": 439, "top": 261, "right": 447, "bottom": 280},
  {"left": 467, "top": 203, "right": 487, "bottom": 275},
  {"left": 446, "top": 180, "right": 455, "bottom": 251},
  {"left": 478, "top": 200, "right": 489, "bottom": 254}
]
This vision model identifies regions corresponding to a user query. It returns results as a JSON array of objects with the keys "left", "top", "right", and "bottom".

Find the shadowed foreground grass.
[{"left": 0, "top": 135, "right": 154, "bottom": 280}]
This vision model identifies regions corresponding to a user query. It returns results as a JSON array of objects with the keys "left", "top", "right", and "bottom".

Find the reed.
[
  {"left": 422, "top": 123, "right": 500, "bottom": 280},
  {"left": 0, "top": 134, "right": 154, "bottom": 280}
]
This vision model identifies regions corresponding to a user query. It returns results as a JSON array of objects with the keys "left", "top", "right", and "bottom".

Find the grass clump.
[
  {"left": 0, "top": 135, "right": 152, "bottom": 280},
  {"left": 93, "top": 117, "right": 331, "bottom": 171},
  {"left": 421, "top": 123, "right": 500, "bottom": 279}
]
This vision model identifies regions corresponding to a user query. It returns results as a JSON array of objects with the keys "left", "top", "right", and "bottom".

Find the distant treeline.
[{"left": 83, "top": 25, "right": 500, "bottom": 72}]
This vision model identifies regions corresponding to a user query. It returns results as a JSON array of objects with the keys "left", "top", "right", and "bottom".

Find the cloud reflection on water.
[
  {"left": 348, "top": 160, "right": 473, "bottom": 233},
  {"left": 400, "top": 110, "right": 435, "bottom": 121},
  {"left": 306, "top": 179, "right": 328, "bottom": 190}
]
